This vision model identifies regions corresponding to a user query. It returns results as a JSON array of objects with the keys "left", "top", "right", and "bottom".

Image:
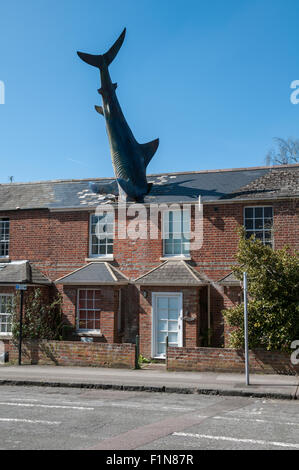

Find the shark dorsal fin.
[{"left": 140, "top": 138, "right": 159, "bottom": 168}]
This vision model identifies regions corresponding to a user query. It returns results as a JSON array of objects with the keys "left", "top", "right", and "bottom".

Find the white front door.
[{"left": 152, "top": 293, "right": 183, "bottom": 358}]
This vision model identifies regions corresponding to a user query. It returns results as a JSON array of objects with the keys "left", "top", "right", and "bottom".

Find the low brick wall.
[
  {"left": 167, "top": 346, "right": 299, "bottom": 375},
  {"left": 8, "top": 340, "right": 136, "bottom": 369}
]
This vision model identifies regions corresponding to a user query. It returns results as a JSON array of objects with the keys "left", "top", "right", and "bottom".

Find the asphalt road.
[{"left": 0, "top": 385, "right": 298, "bottom": 450}]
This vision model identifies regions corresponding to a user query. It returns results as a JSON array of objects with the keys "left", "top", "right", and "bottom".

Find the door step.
[{"left": 141, "top": 362, "right": 166, "bottom": 370}]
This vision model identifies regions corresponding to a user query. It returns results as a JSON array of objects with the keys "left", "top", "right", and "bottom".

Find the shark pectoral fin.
[
  {"left": 95, "top": 105, "right": 104, "bottom": 115},
  {"left": 89, "top": 181, "right": 118, "bottom": 195},
  {"left": 140, "top": 138, "right": 159, "bottom": 168}
]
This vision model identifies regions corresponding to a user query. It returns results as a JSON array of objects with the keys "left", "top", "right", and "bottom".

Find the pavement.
[{"left": 0, "top": 364, "right": 298, "bottom": 400}]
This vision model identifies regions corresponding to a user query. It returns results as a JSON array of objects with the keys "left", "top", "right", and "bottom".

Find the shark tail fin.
[
  {"left": 77, "top": 28, "right": 126, "bottom": 69},
  {"left": 140, "top": 138, "right": 159, "bottom": 168}
]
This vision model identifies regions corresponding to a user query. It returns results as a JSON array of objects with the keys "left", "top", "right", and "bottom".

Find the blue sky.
[{"left": 0, "top": 0, "right": 298, "bottom": 183}]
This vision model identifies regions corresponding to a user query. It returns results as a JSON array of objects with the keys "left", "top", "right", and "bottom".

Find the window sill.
[
  {"left": 160, "top": 256, "right": 191, "bottom": 261},
  {"left": 85, "top": 256, "right": 114, "bottom": 262},
  {"left": 75, "top": 331, "right": 103, "bottom": 337}
]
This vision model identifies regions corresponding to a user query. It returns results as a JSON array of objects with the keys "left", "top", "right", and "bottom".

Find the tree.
[
  {"left": 266, "top": 137, "right": 299, "bottom": 165},
  {"left": 12, "top": 289, "right": 63, "bottom": 340},
  {"left": 223, "top": 228, "right": 299, "bottom": 351}
]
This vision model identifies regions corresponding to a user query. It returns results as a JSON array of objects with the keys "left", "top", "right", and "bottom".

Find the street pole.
[
  {"left": 135, "top": 335, "right": 140, "bottom": 369},
  {"left": 18, "top": 289, "right": 24, "bottom": 366},
  {"left": 243, "top": 271, "right": 250, "bottom": 386}
]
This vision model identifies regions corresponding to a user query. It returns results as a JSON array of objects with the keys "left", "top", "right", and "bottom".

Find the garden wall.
[
  {"left": 167, "top": 346, "right": 299, "bottom": 375},
  {"left": 8, "top": 340, "right": 136, "bottom": 369}
]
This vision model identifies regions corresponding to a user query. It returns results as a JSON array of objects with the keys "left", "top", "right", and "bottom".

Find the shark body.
[{"left": 77, "top": 28, "right": 159, "bottom": 201}]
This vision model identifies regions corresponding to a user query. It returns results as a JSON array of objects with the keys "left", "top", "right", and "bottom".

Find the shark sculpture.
[{"left": 77, "top": 28, "right": 159, "bottom": 202}]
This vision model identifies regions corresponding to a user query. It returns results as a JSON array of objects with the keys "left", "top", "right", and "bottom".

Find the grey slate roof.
[
  {"left": 134, "top": 260, "right": 208, "bottom": 286},
  {"left": 0, "top": 164, "right": 298, "bottom": 211},
  {"left": 0, "top": 261, "right": 52, "bottom": 285},
  {"left": 55, "top": 262, "right": 129, "bottom": 285},
  {"left": 218, "top": 271, "right": 241, "bottom": 286}
]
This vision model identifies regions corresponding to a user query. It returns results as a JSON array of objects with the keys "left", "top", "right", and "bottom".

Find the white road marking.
[
  {"left": 78, "top": 401, "right": 193, "bottom": 412},
  {"left": 0, "top": 418, "right": 60, "bottom": 425},
  {"left": 173, "top": 432, "right": 299, "bottom": 449},
  {"left": 0, "top": 399, "right": 193, "bottom": 413},
  {"left": 161, "top": 406, "right": 193, "bottom": 412},
  {"left": 8, "top": 398, "right": 39, "bottom": 402},
  {"left": 213, "top": 415, "right": 299, "bottom": 426},
  {"left": 0, "top": 402, "right": 94, "bottom": 411}
]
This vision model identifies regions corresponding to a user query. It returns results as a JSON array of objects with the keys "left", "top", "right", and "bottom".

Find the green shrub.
[
  {"left": 223, "top": 227, "right": 299, "bottom": 351},
  {"left": 12, "top": 289, "right": 63, "bottom": 340}
]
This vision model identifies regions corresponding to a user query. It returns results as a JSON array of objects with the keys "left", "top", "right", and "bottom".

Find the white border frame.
[{"left": 151, "top": 292, "right": 183, "bottom": 359}]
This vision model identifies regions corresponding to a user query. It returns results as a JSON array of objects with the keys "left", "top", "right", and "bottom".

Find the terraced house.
[{"left": 0, "top": 163, "right": 298, "bottom": 359}]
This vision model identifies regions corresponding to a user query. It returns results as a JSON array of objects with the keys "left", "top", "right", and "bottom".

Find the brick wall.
[
  {"left": 1, "top": 198, "right": 298, "bottom": 346},
  {"left": 61, "top": 285, "right": 120, "bottom": 343},
  {"left": 167, "top": 346, "right": 299, "bottom": 375},
  {"left": 4, "top": 199, "right": 297, "bottom": 282},
  {"left": 8, "top": 340, "right": 136, "bottom": 368}
]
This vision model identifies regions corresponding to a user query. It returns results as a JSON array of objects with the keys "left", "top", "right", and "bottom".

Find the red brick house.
[{"left": 0, "top": 164, "right": 298, "bottom": 359}]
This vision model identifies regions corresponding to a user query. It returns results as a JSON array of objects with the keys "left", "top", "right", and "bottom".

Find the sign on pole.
[
  {"left": 243, "top": 272, "right": 250, "bottom": 386},
  {"left": 16, "top": 284, "right": 27, "bottom": 291}
]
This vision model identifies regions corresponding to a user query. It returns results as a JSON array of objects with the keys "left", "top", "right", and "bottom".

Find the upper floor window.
[
  {"left": 0, "top": 294, "right": 13, "bottom": 335},
  {"left": 163, "top": 209, "right": 190, "bottom": 257},
  {"left": 89, "top": 213, "right": 114, "bottom": 258},
  {"left": 0, "top": 219, "right": 9, "bottom": 257},
  {"left": 244, "top": 206, "right": 273, "bottom": 247}
]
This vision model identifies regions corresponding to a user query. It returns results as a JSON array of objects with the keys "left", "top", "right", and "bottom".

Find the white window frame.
[
  {"left": 151, "top": 292, "right": 183, "bottom": 359},
  {"left": 0, "top": 293, "right": 13, "bottom": 336},
  {"left": 162, "top": 209, "right": 190, "bottom": 258},
  {"left": 244, "top": 206, "right": 274, "bottom": 247},
  {"left": 89, "top": 212, "right": 114, "bottom": 259},
  {"left": 76, "top": 289, "right": 101, "bottom": 333},
  {"left": 0, "top": 218, "right": 10, "bottom": 258}
]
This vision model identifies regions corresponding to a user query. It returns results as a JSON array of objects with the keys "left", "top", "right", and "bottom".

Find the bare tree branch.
[{"left": 266, "top": 137, "right": 299, "bottom": 165}]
